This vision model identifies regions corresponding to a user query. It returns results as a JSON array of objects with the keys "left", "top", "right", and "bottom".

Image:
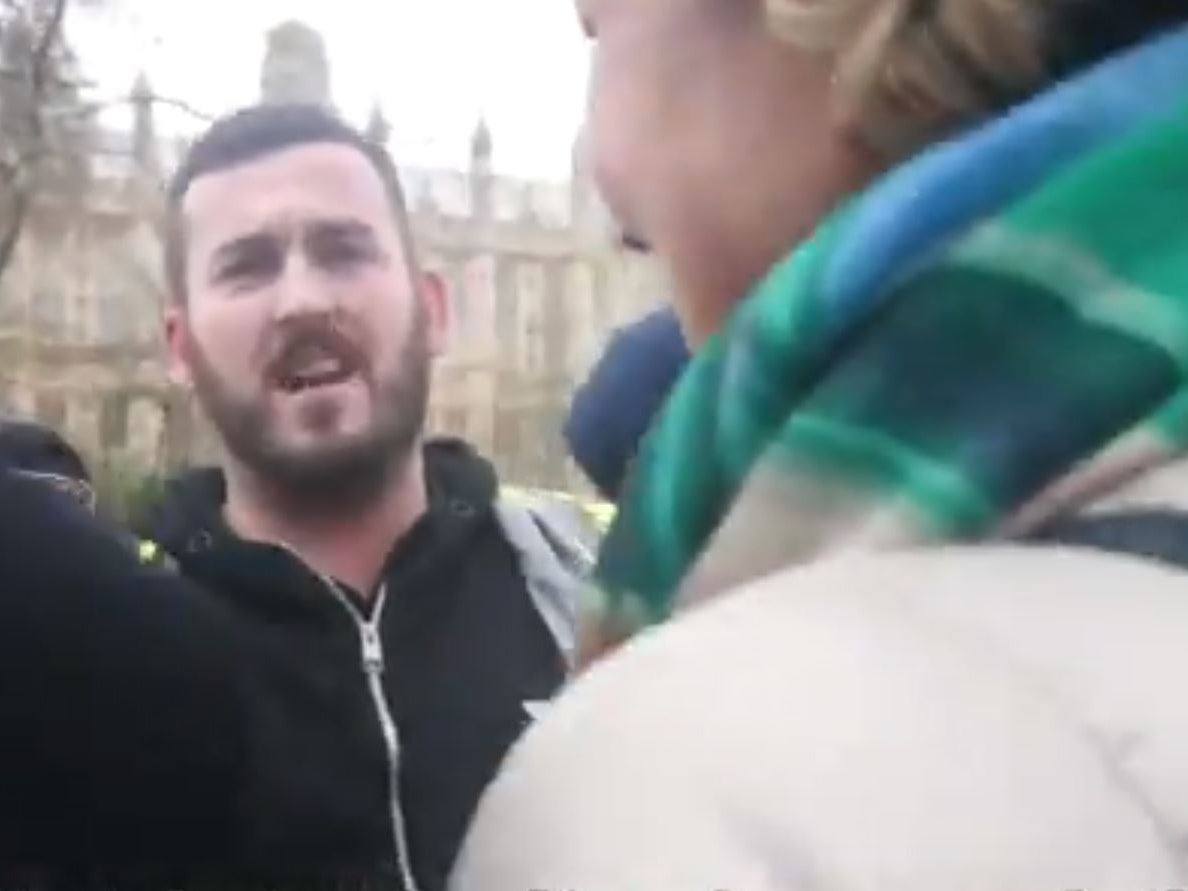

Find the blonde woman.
[{"left": 451, "top": 0, "right": 1188, "bottom": 887}]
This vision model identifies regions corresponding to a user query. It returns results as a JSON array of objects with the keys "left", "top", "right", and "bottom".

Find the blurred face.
[
  {"left": 577, "top": 0, "right": 876, "bottom": 344},
  {"left": 167, "top": 142, "right": 446, "bottom": 501}
]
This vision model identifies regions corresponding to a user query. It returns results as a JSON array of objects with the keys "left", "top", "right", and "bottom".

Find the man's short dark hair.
[{"left": 164, "top": 103, "right": 415, "bottom": 303}]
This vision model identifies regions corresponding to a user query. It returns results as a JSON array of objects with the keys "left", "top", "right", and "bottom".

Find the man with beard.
[{"left": 131, "top": 103, "right": 585, "bottom": 890}]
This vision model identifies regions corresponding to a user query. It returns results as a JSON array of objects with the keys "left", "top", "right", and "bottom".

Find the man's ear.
[
  {"left": 163, "top": 305, "right": 193, "bottom": 388},
  {"left": 419, "top": 270, "right": 450, "bottom": 358}
]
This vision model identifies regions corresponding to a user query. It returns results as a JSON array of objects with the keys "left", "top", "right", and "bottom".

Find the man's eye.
[
  {"left": 217, "top": 256, "right": 274, "bottom": 284},
  {"left": 314, "top": 239, "right": 374, "bottom": 270},
  {"left": 214, "top": 243, "right": 281, "bottom": 287}
]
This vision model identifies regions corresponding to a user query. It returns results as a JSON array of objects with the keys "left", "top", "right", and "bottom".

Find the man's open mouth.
[{"left": 271, "top": 346, "right": 361, "bottom": 394}]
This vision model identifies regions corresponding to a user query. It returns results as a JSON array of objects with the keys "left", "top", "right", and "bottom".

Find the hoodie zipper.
[{"left": 297, "top": 557, "right": 420, "bottom": 891}]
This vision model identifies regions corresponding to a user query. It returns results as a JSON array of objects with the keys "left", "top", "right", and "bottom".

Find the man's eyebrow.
[{"left": 306, "top": 218, "right": 375, "bottom": 239}]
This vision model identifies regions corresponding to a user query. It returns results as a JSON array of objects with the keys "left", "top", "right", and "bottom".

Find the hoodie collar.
[{"left": 139, "top": 437, "right": 499, "bottom": 567}]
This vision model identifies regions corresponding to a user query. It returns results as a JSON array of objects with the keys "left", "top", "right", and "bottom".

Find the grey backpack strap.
[
  {"left": 1024, "top": 510, "right": 1188, "bottom": 570},
  {"left": 495, "top": 499, "right": 592, "bottom": 669}
]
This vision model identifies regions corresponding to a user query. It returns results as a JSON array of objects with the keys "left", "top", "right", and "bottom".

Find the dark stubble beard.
[{"left": 187, "top": 309, "right": 431, "bottom": 517}]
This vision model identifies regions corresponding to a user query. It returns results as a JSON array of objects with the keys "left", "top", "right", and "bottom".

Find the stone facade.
[
  {"left": 260, "top": 20, "right": 333, "bottom": 108},
  {"left": 412, "top": 124, "right": 665, "bottom": 491},
  {"left": 0, "top": 23, "right": 665, "bottom": 494}
]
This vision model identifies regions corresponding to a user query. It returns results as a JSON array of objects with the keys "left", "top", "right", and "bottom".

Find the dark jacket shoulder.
[
  {"left": 564, "top": 306, "right": 688, "bottom": 500},
  {"left": 0, "top": 466, "right": 254, "bottom": 881}
]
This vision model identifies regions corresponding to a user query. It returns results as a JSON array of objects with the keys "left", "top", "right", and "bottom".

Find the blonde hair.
[{"left": 765, "top": 0, "right": 1048, "bottom": 157}]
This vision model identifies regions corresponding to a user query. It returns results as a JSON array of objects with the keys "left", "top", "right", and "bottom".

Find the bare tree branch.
[
  {"left": 130, "top": 92, "right": 214, "bottom": 122},
  {"left": 43, "top": 90, "right": 215, "bottom": 123},
  {"left": 0, "top": 65, "right": 95, "bottom": 89},
  {"left": 29, "top": 0, "right": 68, "bottom": 101},
  {"left": 0, "top": 0, "right": 74, "bottom": 286},
  {"left": 0, "top": 188, "right": 28, "bottom": 274}
]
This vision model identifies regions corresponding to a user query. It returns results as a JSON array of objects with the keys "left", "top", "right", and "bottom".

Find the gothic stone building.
[{"left": 0, "top": 22, "right": 664, "bottom": 495}]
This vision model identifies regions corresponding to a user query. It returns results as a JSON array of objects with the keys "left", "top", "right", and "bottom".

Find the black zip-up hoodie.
[{"left": 127, "top": 438, "right": 573, "bottom": 889}]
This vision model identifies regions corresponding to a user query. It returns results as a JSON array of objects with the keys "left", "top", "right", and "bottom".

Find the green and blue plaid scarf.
[{"left": 588, "top": 27, "right": 1188, "bottom": 651}]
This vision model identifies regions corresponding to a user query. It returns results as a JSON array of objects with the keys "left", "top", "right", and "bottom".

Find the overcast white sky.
[{"left": 67, "top": 0, "right": 592, "bottom": 180}]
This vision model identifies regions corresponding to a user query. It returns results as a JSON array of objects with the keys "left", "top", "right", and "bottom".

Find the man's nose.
[{"left": 273, "top": 253, "right": 336, "bottom": 320}]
